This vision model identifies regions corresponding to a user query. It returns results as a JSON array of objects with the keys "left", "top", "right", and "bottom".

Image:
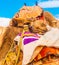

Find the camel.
[{"left": 0, "top": 5, "right": 59, "bottom": 65}]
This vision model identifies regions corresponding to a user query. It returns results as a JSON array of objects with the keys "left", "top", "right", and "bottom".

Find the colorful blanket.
[
  {"left": 14, "top": 28, "right": 59, "bottom": 65},
  {"left": 14, "top": 32, "right": 41, "bottom": 45}
]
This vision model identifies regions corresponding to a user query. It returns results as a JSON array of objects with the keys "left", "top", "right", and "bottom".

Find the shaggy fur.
[
  {"left": 44, "top": 11, "right": 59, "bottom": 28},
  {"left": 0, "top": 26, "right": 23, "bottom": 60}
]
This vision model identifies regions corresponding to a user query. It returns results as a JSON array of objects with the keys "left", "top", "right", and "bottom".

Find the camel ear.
[
  {"left": 44, "top": 11, "right": 56, "bottom": 22},
  {"left": 9, "top": 18, "right": 24, "bottom": 27},
  {"left": 9, "top": 18, "right": 18, "bottom": 26}
]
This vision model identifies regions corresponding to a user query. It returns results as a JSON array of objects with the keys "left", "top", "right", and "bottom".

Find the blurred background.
[
  {"left": 0, "top": 0, "right": 59, "bottom": 18},
  {"left": 0, "top": 0, "right": 59, "bottom": 26}
]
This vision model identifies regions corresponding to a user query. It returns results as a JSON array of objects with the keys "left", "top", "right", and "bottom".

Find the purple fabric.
[
  {"left": 18, "top": 32, "right": 40, "bottom": 45},
  {"left": 18, "top": 32, "right": 39, "bottom": 38},
  {"left": 23, "top": 37, "right": 38, "bottom": 45}
]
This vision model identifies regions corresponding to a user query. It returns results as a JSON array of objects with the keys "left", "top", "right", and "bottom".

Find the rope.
[
  {"left": 15, "top": 30, "right": 25, "bottom": 65},
  {"left": 15, "top": 25, "right": 29, "bottom": 65}
]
